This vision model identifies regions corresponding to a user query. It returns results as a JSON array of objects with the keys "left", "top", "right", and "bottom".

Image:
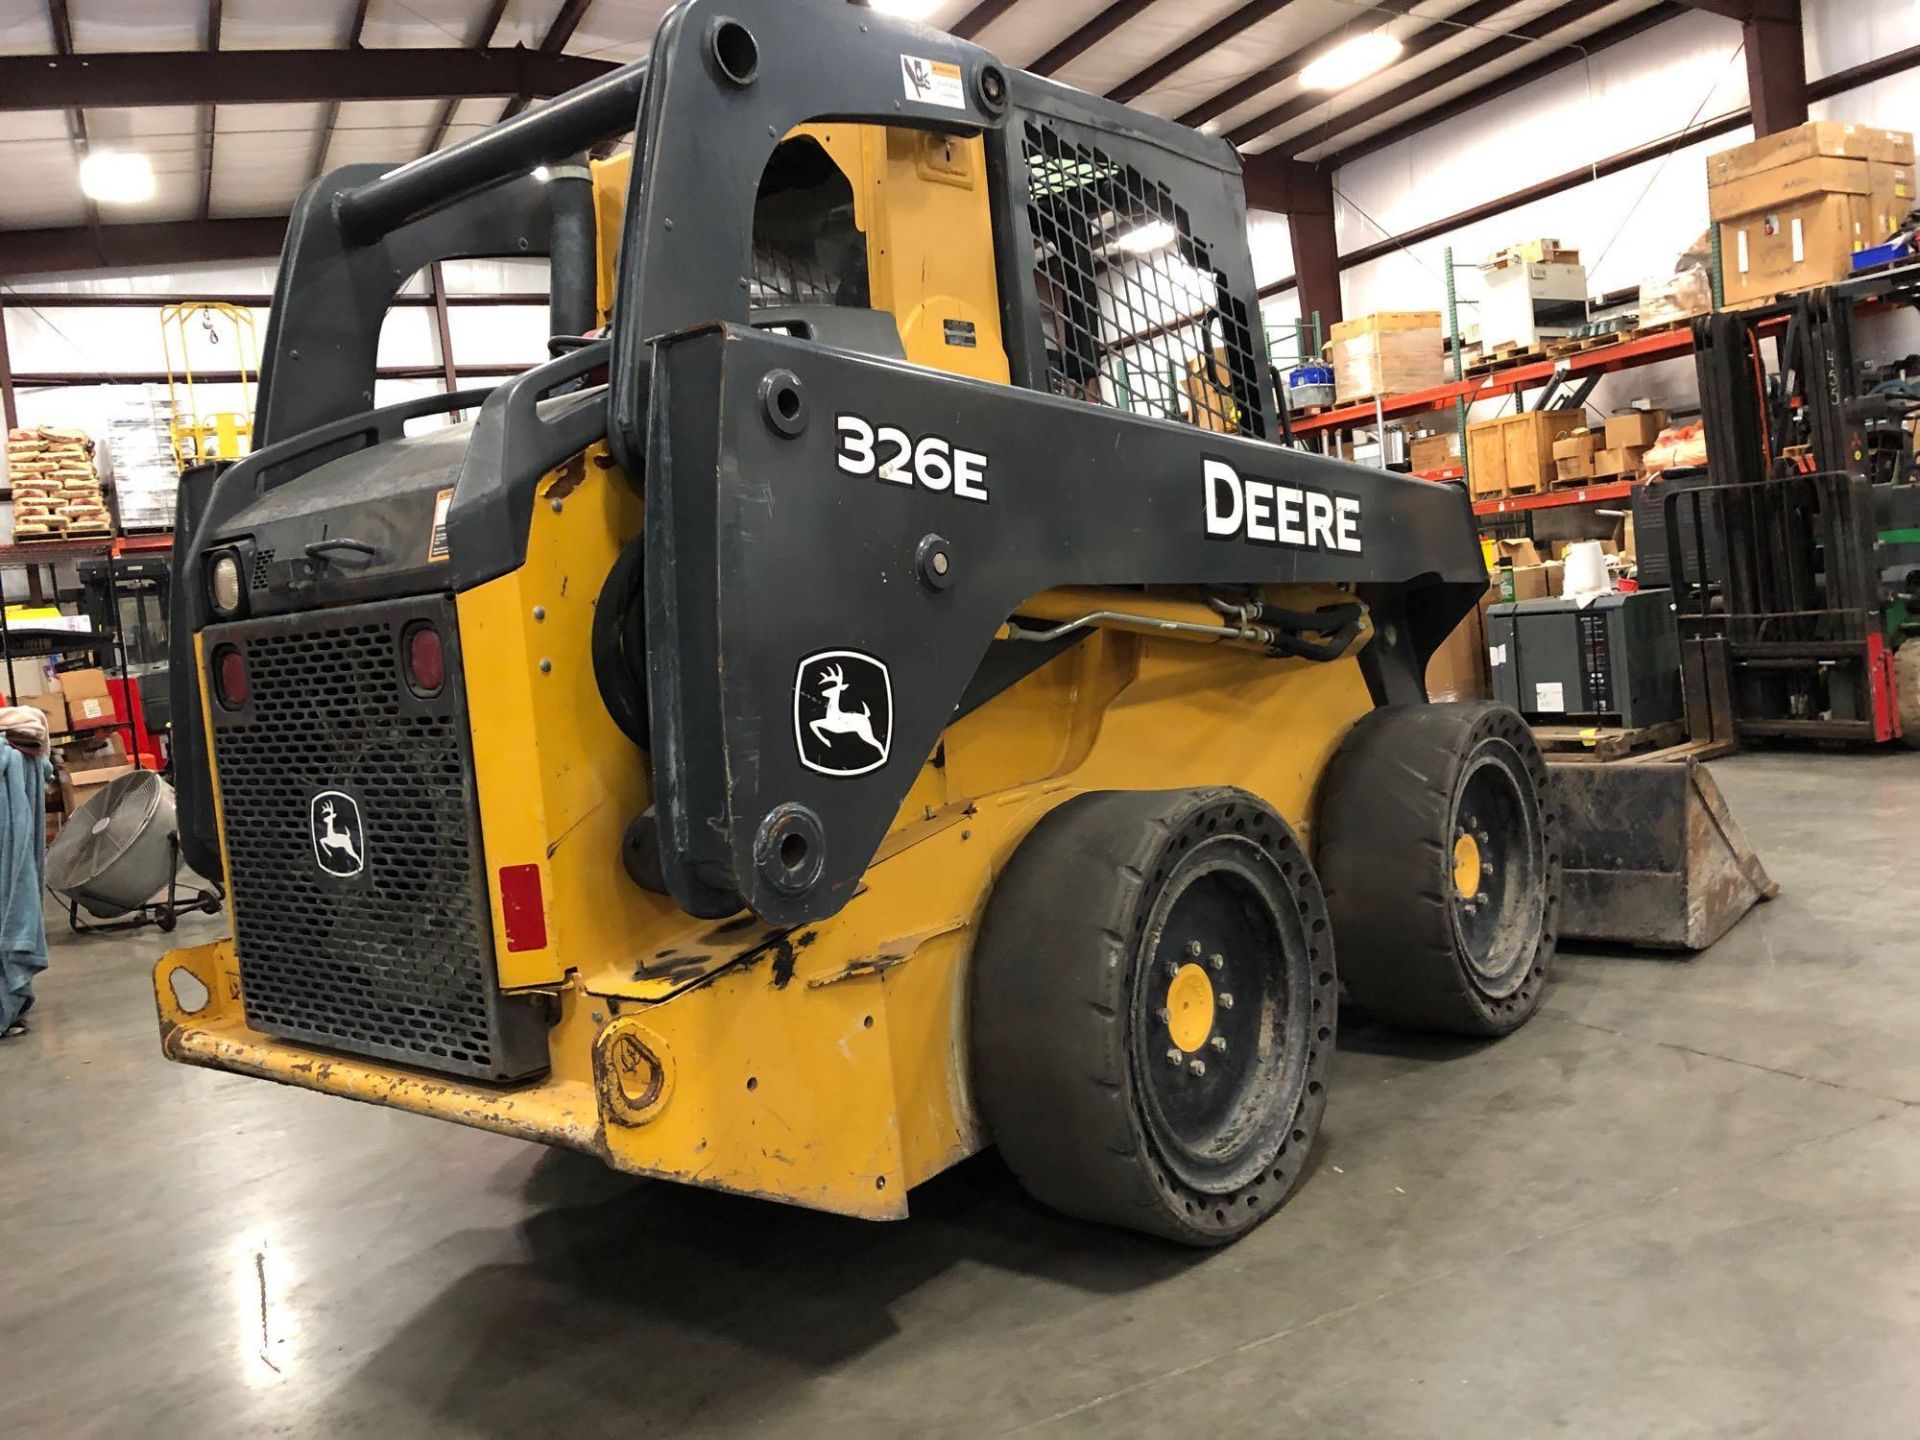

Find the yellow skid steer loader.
[{"left": 155, "top": 0, "right": 1558, "bottom": 1244}]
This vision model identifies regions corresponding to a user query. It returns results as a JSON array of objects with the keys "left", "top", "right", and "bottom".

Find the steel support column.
[
  {"left": 1291, "top": 206, "right": 1343, "bottom": 333},
  {"left": 1245, "top": 160, "right": 1343, "bottom": 331},
  {"left": 0, "top": 310, "right": 18, "bottom": 431},
  {"left": 1745, "top": 0, "right": 1808, "bottom": 136}
]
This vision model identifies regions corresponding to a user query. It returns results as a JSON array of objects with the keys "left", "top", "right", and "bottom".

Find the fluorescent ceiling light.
[
  {"left": 868, "top": 0, "right": 942, "bottom": 18},
  {"left": 1116, "top": 219, "right": 1177, "bottom": 255},
  {"left": 1300, "top": 31, "right": 1403, "bottom": 92},
  {"left": 78, "top": 150, "right": 155, "bottom": 204}
]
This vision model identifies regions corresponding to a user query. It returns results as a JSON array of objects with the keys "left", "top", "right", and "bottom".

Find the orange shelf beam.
[
  {"left": 1472, "top": 480, "right": 1634, "bottom": 516},
  {"left": 1289, "top": 327, "right": 1696, "bottom": 437}
]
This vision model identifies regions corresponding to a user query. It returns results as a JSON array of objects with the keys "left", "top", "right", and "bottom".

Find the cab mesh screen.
[{"left": 1022, "top": 121, "right": 1263, "bottom": 438}]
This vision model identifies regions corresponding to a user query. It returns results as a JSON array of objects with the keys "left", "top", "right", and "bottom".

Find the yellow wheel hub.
[
  {"left": 1165, "top": 962, "right": 1216, "bottom": 1053},
  {"left": 1452, "top": 831, "right": 1483, "bottom": 897}
]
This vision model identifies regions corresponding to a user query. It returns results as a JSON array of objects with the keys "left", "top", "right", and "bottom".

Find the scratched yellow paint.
[
  {"left": 161, "top": 621, "right": 1371, "bottom": 1219},
  {"left": 454, "top": 445, "right": 673, "bottom": 990}
]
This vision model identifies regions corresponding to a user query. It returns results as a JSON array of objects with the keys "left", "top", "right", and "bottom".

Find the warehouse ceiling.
[{"left": 0, "top": 0, "right": 1679, "bottom": 249}]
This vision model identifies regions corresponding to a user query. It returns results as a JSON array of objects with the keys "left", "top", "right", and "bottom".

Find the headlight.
[{"left": 208, "top": 550, "right": 243, "bottom": 618}]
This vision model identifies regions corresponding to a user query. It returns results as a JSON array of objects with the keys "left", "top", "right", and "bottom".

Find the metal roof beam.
[
  {"left": 421, "top": 0, "right": 512, "bottom": 158},
  {"left": 44, "top": 0, "right": 98, "bottom": 234},
  {"left": 1671, "top": 0, "right": 1795, "bottom": 19},
  {"left": 197, "top": 0, "right": 223, "bottom": 220},
  {"left": 1257, "top": 23, "right": 1905, "bottom": 300},
  {"left": 950, "top": 0, "right": 1024, "bottom": 41},
  {"left": 1231, "top": 0, "right": 1607, "bottom": 150},
  {"left": 309, "top": 0, "right": 374, "bottom": 184},
  {"left": 1180, "top": 0, "right": 1520, "bottom": 133},
  {"left": 0, "top": 46, "right": 614, "bottom": 111},
  {"left": 1107, "top": 0, "right": 1297, "bottom": 106},
  {"left": 0, "top": 218, "right": 290, "bottom": 280},
  {"left": 500, "top": 0, "right": 598, "bottom": 123},
  {"left": 1030, "top": 0, "right": 1158, "bottom": 77},
  {"left": 1312, "top": 2, "right": 1683, "bottom": 168}
]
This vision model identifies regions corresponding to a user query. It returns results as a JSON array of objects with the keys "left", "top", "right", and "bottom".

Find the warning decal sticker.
[{"left": 902, "top": 55, "right": 965, "bottom": 109}]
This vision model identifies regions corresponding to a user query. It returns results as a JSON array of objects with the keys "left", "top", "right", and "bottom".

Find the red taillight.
[
  {"left": 214, "top": 647, "right": 248, "bottom": 709},
  {"left": 403, "top": 622, "right": 445, "bottom": 696}
]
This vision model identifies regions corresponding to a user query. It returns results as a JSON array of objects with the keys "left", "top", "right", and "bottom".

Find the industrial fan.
[{"left": 45, "top": 770, "right": 221, "bottom": 933}]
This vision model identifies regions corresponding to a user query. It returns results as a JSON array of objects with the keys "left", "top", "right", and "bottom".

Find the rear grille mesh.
[{"left": 207, "top": 595, "right": 545, "bottom": 1081}]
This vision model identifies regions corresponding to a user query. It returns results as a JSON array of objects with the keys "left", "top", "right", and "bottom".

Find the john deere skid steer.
[{"left": 155, "top": 0, "right": 1558, "bottom": 1244}]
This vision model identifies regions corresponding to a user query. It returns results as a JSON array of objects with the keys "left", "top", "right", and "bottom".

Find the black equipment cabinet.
[{"left": 1488, "top": 590, "right": 1683, "bottom": 728}]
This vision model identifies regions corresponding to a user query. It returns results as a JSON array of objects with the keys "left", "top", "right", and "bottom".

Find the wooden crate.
[
  {"left": 1326, "top": 311, "right": 1444, "bottom": 404},
  {"left": 1467, "top": 409, "right": 1585, "bottom": 499}
]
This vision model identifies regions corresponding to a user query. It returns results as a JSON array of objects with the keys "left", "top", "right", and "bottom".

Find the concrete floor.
[{"left": 3, "top": 751, "right": 1917, "bottom": 1438}]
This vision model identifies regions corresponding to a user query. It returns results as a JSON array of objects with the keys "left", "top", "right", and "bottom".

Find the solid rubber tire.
[
  {"left": 970, "top": 787, "right": 1336, "bottom": 1246},
  {"left": 1316, "top": 701, "right": 1558, "bottom": 1037}
]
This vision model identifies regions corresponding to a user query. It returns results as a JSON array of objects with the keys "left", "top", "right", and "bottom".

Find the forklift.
[
  {"left": 153, "top": 0, "right": 1561, "bottom": 1244},
  {"left": 1660, "top": 264, "right": 1920, "bottom": 744}
]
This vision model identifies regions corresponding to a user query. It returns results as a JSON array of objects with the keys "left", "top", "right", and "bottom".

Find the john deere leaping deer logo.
[
  {"left": 794, "top": 650, "right": 893, "bottom": 777},
  {"left": 309, "top": 790, "right": 366, "bottom": 878}
]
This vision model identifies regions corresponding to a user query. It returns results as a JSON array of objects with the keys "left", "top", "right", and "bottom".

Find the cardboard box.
[
  {"left": 1718, "top": 194, "right": 1864, "bottom": 304},
  {"left": 58, "top": 666, "right": 110, "bottom": 702},
  {"left": 1497, "top": 538, "right": 1541, "bottom": 567},
  {"left": 1556, "top": 453, "right": 1596, "bottom": 483},
  {"left": 5, "top": 659, "right": 53, "bottom": 698},
  {"left": 1708, "top": 123, "right": 1916, "bottom": 304},
  {"left": 1501, "top": 561, "right": 1565, "bottom": 603},
  {"left": 1326, "top": 311, "right": 1444, "bottom": 403},
  {"left": 1709, "top": 154, "right": 1872, "bottom": 221},
  {"left": 1409, "top": 431, "right": 1461, "bottom": 472},
  {"left": 57, "top": 666, "right": 115, "bottom": 729},
  {"left": 1467, "top": 409, "right": 1584, "bottom": 498},
  {"left": 1707, "top": 121, "right": 1914, "bottom": 189},
  {"left": 1593, "top": 445, "right": 1648, "bottom": 478},
  {"left": 1552, "top": 430, "right": 1602, "bottom": 461},
  {"left": 56, "top": 732, "right": 131, "bottom": 817},
  {"left": 1183, "top": 349, "right": 1240, "bottom": 434},
  {"left": 1425, "top": 583, "right": 1494, "bottom": 702},
  {"left": 1604, "top": 408, "right": 1668, "bottom": 449},
  {"left": 22, "top": 693, "right": 67, "bottom": 736},
  {"left": 1485, "top": 238, "right": 1580, "bottom": 267}
]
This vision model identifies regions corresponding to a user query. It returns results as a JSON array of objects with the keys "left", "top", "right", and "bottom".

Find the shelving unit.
[
  {"left": 1287, "top": 278, "right": 1919, "bottom": 523},
  {"left": 0, "top": 531, "right": 173, "bottom": 771},
  {"left": 1284, "top": 325, "right": 1697, "bottom": 518},
  {"left": 1290, "top": 331, "right": 1694, "bottom": 438}
]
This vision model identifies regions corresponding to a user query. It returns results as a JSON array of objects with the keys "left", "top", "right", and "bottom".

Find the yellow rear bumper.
[{"left": 156, "top": 940, "right": 602, "bottom": 1151}]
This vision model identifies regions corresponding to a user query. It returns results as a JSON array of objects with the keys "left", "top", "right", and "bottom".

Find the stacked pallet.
[{"left": 7, "top": 427, "right": 111, "bottom": 541}]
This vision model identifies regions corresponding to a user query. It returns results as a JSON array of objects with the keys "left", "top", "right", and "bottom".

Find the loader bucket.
[{"left": 1551, "top": 760, "right": 1777, "bottom": 951}]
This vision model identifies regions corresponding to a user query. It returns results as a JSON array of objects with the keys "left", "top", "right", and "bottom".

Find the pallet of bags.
[{"left": 8, "top": 426, "right": 108, "bottom": 542}]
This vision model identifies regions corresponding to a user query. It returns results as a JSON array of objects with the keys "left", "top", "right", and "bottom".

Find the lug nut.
[
  {"left": 1165, "top": 1048, "right": 1181, "bottom": 1066},
  {"left": 1208, "top": 952, "right": 1224, "bottom": 972},
  {"left": 1185, "top": 940, "right": 1203, "bottom": 958},
  {"left": 1187, "top": 1059, "right": 1207, "bottom": 1077},
  {"left": 1210, "top": 1035, "right": 1227, "bottom": 1053},
  {"left": 1166, "top": 959, "right": 1182, "bottom": 979},
  {"left": 1156, "top": 1007, "right": 1170, "bottom": 1024},
  {"left": 1218, "top": 992, "right": 1235, "bottom": 1010}
]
